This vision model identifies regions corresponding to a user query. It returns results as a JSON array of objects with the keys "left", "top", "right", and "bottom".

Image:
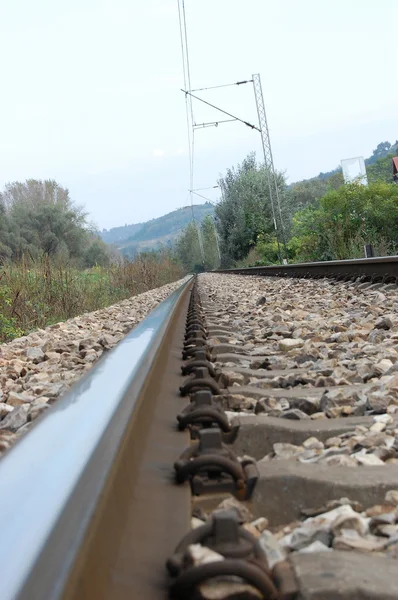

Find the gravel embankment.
[{"left": 0, "top": 277, "right": 188, "bottom": 453}]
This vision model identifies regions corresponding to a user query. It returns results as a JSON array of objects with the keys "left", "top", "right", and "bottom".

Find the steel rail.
[
  {"left": 0, "top": 277, "right": 193, "bottom": 600},
  {"left": 216, "top": 255, "right": 398, "bottom": 280}
]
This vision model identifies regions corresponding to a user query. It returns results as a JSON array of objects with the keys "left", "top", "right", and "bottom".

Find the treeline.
[
  {"left": 175, "top": 215, "right": 220, "bottom": 272},
  {"left": 0, "top": 179, "right": 114, "bottom": 266},
  {"left": 175, "top": 140, "right": 398, "bottom": 270},
  {"left": 0, "top": 179, "right": 185, "bottom": 342}
]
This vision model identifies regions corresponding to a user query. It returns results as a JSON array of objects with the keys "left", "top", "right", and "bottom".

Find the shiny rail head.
[{"left": 0, "top": 277, "right": 192, "bottom": 600}]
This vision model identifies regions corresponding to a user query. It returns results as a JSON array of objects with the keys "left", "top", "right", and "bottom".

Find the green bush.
[
  {"left": 0, "top": 284, "right": 23, "bottom": 341},
  {"left": 290, "top": 181, "right": 398, "bottom": 261}
]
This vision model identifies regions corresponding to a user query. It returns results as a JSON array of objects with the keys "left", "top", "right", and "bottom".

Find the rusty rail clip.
[
  {"left": 167, "top": 510, "right": 279, "bottom": 599},
  {"left": 183, "top": 330, "right": 206, "bottom": 348},
  {"left": 177, "top": 390, "right": 239, "bottom": 444},
  {"left": 184, "top": 320, "right": 207, "bottom": 340},
  {"left": 182, "top": 346, "right": 212, "bottom": 361},
  {"left": 181, "top": 349, "right": 216, "bottom": 377},
  {"left": 179, "top": 367, "right": 221, "bottom": 397},
  {"left": 174, "top": 428, "right": 258, "bottom": 500}
]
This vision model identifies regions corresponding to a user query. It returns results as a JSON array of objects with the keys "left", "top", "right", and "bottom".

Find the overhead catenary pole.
[
  {"left": 185, "top": 75, "right": 287, "bottom": 263},
  {"left": 252, "top": 73, "right": 287, "bottom": 263},
  {"left": 177, "top": 9, "right": 286, "bottom": 267}
]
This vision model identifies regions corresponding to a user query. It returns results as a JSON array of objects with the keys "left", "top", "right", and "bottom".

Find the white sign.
[{"left": 341, "top": 156, "right": 368, "bottom": 185}]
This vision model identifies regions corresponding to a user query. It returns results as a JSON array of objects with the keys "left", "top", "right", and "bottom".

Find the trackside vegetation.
[{"left": 175, "top": 140, "right": 398, "bottom": 270}]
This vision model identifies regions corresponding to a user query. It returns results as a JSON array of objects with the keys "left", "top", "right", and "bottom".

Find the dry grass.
[{"left": 0, "top": 252, "right": 183, "bottom": 342}]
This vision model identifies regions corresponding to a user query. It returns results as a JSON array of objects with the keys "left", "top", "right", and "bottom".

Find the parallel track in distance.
[{"left": 216, "top": 255, "right": 398, "bottom": 284}]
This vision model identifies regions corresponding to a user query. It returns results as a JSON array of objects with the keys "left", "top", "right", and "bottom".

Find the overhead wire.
[
  {"left": 189, "top": 190, "right": 215, "bottom": 203},
  {"left": 178, "top": 0, "right": 205, "bottom": 262},
  {"left": 182, "top": 89, "right": 260, "bottom": 132},
  {"left": 192, "top": 186, "right": 219, "bottom": 191},
  {"left": 177, "top": 1, "right": 195, "bottom": 225},
  {"left": 177, "top": 0, "right": 192, "bottom": 208},
  {"left": 176, "top": 7, "right": 284, "bottom": 268},
  {"left": 181, "top": 0, "right": 195, "bottom": 207},
  {"left": 191, "top": 80, "right": 253, "bottom": 92},
  {"left": 182, "top": 0, "right": 194, "bottom": 131}
]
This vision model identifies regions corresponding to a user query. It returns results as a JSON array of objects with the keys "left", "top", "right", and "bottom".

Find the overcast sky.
[{"left": 0, "top": 0, "right": 396, "bottom": 229}]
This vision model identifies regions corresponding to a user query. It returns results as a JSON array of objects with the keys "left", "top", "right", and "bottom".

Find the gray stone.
[
  {"left": 26, "top": 347, "right": 45, "bottom": 363},
  {"left": 325, "top": 436, "right": 342, "bottom": 448},
  {"left": 7, "top": 391, "right": 34, "bottom": 407},
  {"left": 375, "top": 316, "right": 393, "bottom": 330},
  {"left": 333, "top": 529, "right": 386, "bottom": 552},
  {"left": 279, "top": 338, "right": 304, "bottom": 352},
  {"left": 322, "top": 454, "right": 358, "bottom": 467},
  {"left": 302, "top": 437, "right": 324, "bottom": 450},
  {"left": 355, "top": 453, "right": 385, "bottom": 466},
  {"left": 385, "top": 490, "right": 398, "bottom": 506},
  {"left": 98, "top": 334, "right": 116, "bottom": 347},
  {"left": 257, "top": 530, "right": 286, "bottom": 569},
  {"left": 215, "top": 495, "right": 254, "bottom": 523},
  {"left": 367, "top": 392, "right": 390, "bottom": 413},
  {"left": 250, "top": 346, "right": 271, "bottom": 356},
  {"left": 250, "top": 517, "right": 269, "bottom": 533},
  {"left": 29, "top": 402, "right": 50, "bottom": 421},
  {"left": 288, "top": 396, "right": 320, "bottom": 415},
  {"left": 218, "top": 370, "right": 245, "bottom": 387},
  {"left": 297, "top": 540, "right": 332, "bottom": 553},
  {"left": 219, "top": 394, "right": 256, "bottom": 411},
  {"left": 319, "top": 388, "right": 357, "bottom": 412},
  {"left": 282, "top": 524, "right": 331, "bottom": 551},
  {"left": 0, "top": 404, "right": 30, "bottom": 432},
  {"left": 273, "top": 442, "right": 304, "bottom": 459},
  {"left": 0, "top": 403, "right": 14, "bottom": 418},
  {"left": 281, "top": 409, "right": 310, "bottom": 420},
  {"left": 41, "top": 382, "right": 69, "bottom": 398}
]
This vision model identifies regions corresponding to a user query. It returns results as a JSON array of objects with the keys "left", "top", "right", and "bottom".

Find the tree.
[
  {"left": 288, "top": 171, "right": 344, "bottom": 211},
  {"left": 0, "top": 179, "right": 103, "bottom": 264},
  {"left": 367, "top": 153, "right": 397, "bottom": 184},
  {"left": 367, "top": 142, "right": 392, "bottom": 165},
  {"left": 215, "top": 153, "right": 287, "bottom": 266},
  {"left": 0, "top": 196, "right": 12, "bottom": 260},
  {"left": 201, "top": 215, "right": 219, "bottom": 270},
  {"left": 84, "top": 239, "right": 111, "bottom": 267},
  {"left": 175, "top": 221, "right": 203, "bottom": 272}
]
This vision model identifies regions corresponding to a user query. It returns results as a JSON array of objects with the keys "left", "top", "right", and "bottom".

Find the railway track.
[{"left": 2, "top": 257, "right": 398, "bottom": 599}]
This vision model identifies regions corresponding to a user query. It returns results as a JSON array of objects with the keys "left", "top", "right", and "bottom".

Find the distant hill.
[
  {"left": 101, "top": 222, "right": 144, "bottom": 245},
  {"left": 101, "top": 203, "right": 214, "bottom": 257}
]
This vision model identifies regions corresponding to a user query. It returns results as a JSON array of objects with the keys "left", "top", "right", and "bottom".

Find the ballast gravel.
[
  {"left": 0, "top": 277, "right": 188, "bottom": 454},
  {"left": 260, "top": 413, "right": 398, "bottom": 467},
  {"left": 198, "top": 273, "right": 398, "bottom": 418},
  {"left": 197, "top": 490, "right": 398, "bottom": 563},
  {"left": 188, "top": 491, "right": 398, "bottom": 598}
]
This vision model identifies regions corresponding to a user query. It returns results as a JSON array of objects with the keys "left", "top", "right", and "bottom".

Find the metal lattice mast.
[
  {"left": 252, "top": 73, "right": 286, "bottom": 260},
  {"left": 212, "top": 216, "right": 221, "bottom": 266}
]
